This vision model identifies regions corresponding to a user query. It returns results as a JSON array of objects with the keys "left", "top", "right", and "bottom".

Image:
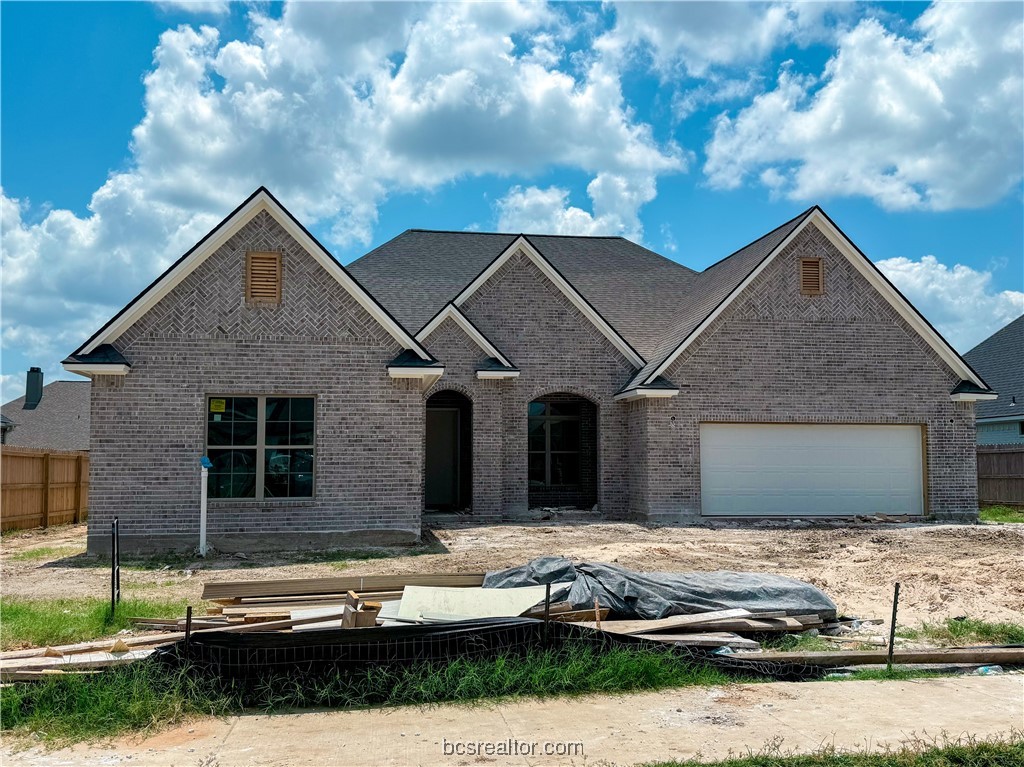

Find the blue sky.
[{"left": 2, "top": 1, "right": 1022, "bottom": 399}]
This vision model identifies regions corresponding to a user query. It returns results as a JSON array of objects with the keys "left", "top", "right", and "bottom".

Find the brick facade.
[
  {"left": 85, "top": 212, "right": 979, "bottom": 554},
  {"left": 87, "top": 211, "right": 424, "bottom": 554},
  {"left": 636, "top": 224, "right": 978, "bottom": 523}
]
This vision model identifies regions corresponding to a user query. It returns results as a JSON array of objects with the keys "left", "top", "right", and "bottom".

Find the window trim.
[
  {"left": 528, "top": 403, "right": 582, "bottom": 488},
  {"left": 206, "top": 394, "right": 316, "bottom": 501}
]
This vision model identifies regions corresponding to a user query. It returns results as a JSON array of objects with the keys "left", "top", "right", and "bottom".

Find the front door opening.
[
  {"left": 528, "top": 394, "right": 597, "bottom": 509},
  {"left": 425, "top": 391, "right": 472, "bottom": 512}
]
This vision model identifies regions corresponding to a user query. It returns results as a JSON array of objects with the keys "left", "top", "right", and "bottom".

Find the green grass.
[
  {"left": 979, "top": 505, "right": 1024, "bottom": 524},
  {"left": 644, "top": 733, "right": 1024, "bottom": 766},
  {"left": 762, "top": 633, "right": 836, "bottom": 653},
  {"left": 7, "top": 546, "right": 84, "bottom": 562},
  {"left": 837, "top": 667, "right": 944, "bottom": 682},
  {"left": 0, "top": 597, "right": 190, "bottom": 650},
  {"left": 897, "top": 617, "right": 1024, "bottom": 646},
  {"left": 1, "top": 642, "right": 759, "bottom": 744}
]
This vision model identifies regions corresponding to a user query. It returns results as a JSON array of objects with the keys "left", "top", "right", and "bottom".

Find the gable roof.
[
  {"left": 618, "top": 207, "right": 992, "bottom": 396},
  {"left": 1, "top": 381, "right": 90, "bottom": 451},
  {"left": 67, "top": 187, "right": 431, "bottom": 362},
  {"left": 416, "top": 303, "right": 516, "bottom": 369},
  {"left": 347, "top": 229, "right": 697, "bottom": 360},
  {"left": 964, "top": 314, "right": 1023, "bottom": 419}
]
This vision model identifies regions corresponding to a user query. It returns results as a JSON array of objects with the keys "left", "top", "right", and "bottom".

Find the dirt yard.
[{"left": 2, "top": 520, "right": 1021, "bottom": 624}]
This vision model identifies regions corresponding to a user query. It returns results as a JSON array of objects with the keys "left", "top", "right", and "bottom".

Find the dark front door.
[{"left": 425, "top": 408, "right": 460, "bottom": 509}]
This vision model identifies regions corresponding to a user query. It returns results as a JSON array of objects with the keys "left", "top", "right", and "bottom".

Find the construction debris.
[{"left": 3, "top": 559, "right": 1021, "bottom": 682}]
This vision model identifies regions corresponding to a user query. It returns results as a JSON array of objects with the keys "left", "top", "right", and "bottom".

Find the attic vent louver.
[
  {"left": 800, "top": 258, "right": 824, "bottom": 296},
  {"left": 246, "top": 252, "right": 282, "bottom": 304}
]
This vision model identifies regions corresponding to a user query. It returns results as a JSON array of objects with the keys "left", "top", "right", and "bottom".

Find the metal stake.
[
  {"left": 184, "top": 606, "right": 193, "bottom": 656},
  {"left": 543, "top": 583, "right": 551, "bottom": 647},
  {"left": 111, "top": 517, "right": 121, "bottom": 615},
  {"left": 886, "top": 582, "right": 900, "bottom": 673}
]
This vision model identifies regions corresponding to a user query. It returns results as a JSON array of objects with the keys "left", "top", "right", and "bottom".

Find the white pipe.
[{"left": 199, "top": 465, "right": 208, "bottom": 557}]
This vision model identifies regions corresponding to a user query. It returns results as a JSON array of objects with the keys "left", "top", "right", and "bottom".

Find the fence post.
[
  {"left": 41, "top": 452, "right": 50, "bottom": 529},
  {"left": 111, "top": 517, "right": 121, "bottom": 615}
]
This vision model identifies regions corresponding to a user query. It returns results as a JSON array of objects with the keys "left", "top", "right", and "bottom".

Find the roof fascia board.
[
  {"left": 452, "top": 236, "right": 646, "bottom": 369},
  {"left": 613, "top": 387, "right": 680, "bottom": 402},
  {"left": 416, "top": 304, "right": 514, "bottom": 368},
  {"left": 476, "top": 370, "right": 521, "bottom": 379},
  {"left": 62, "top": 363, "right": 130, "bottom": 377},
  {"left": 950, "top": 392, "right": 999, "bottom": 402},
  {"left": 645, "top": 210, "right": 989, "bottom": 390},
  {"left": 976, "top": 414, "right": 1023, "bottom": 423},
  {"left": 79, "top": 189, "right": 430, "bottom": 360},
  {"left": 388, "top": 367, "right": 445, "bottom": 379}
]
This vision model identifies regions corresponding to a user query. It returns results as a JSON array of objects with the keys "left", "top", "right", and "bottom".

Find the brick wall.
[
  {"left": 641, "top": 223, "right": 978, "bottom": 522},
  {"left": 88, "top": 211, "right": 424, "bottom": 553},
  {"left": 431, "top": 250, "right": 636, "bottom": 519}
]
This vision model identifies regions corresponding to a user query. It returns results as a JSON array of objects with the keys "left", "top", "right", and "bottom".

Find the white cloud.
[
  {"left": 600, "top": 1, "right": 845, "bottom": 77},
  {"left": 1, "top": 2, "right": 684, "bottom": 366},
  {"left": 877, "top": 255, "right": 1024, "bottom": 352},
  {"left": 157, "top": 1, "right": 229, "bottom": 15},
  {"left": 705, "top": 2, "right": 1024, "bottom": 210},
  {"left": 495, "top": 172, "right": 660, "bottom": 239}
]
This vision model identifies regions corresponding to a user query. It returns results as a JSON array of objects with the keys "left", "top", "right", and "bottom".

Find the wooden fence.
[
  {"left": 977, "top": 445, "right": 1024, "bottom": 507},
  {"left": 1, "top": 447, "right": 89, "bottom": 531}
]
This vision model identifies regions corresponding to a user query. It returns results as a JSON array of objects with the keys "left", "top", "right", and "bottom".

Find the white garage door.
[{"left": 700, "top": 423, "right": 924, "bottom": 517}]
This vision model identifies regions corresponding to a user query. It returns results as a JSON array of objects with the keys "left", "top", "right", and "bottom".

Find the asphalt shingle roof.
[
  {"left": 347, "top": 230, "right": 698, "bottom": 360},
  {"left": 1, "top": 380, "right": 91, "bottom": 451},
  {"left": 964, "top": 314, "right": 1024, "bottom": 420}
]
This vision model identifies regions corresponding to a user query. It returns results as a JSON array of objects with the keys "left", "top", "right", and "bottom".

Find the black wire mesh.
[{"left": 154, "top": 617, "right": 827, "bottom": 683}]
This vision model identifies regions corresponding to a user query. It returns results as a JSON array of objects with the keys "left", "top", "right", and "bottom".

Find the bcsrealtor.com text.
[{"left": 442, "top": 738, "right": 584, "bottom": 757}]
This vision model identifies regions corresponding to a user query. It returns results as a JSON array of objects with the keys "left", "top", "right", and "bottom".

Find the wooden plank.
[
  {"left": 572, "top": 608, "right": 752, "bottom": 636},
  {"left": 1, "top": 649, "right": 155, "bottom": 676},
  {"left": 548, "top": 608, "right": 610, "bottom": 623},
  {"left": 201, "top": 573, "right": 486, "bottom": 601},
  {"left": 398, "top": 585, "right": 550, "bottom": 621},
  {"left": 633, "top": 632, "right": 761, "bottom": 650},
  {"left": 820, "top": 635, "right": 887, "bottom": 646},
  {"left": 752, "top": 647, "right": 1024, "bottom": 666}
]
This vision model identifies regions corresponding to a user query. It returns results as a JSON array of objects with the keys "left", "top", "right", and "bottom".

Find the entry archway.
[{"left": 425, "top": 391, "right": 472, "bottom": 512}]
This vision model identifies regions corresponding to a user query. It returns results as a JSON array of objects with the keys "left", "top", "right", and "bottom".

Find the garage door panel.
[{"left": 700, "top": 424, "right": 924, "bottom": 517}]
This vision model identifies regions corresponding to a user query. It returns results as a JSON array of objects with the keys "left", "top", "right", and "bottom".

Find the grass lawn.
[
  {"left": 979, "top": 505, "right": 1024, "bottom": 524},
  {"left": 1, "top": 642, "right": 760, "bottom": 743},
  {"left": 0, "top": 597, "right": 190, "bottom": 650},
  {"left": 897, "top": 617, "right": 1024, "bottom": 646},
  {"left": 7, "top": 545, "right": 84, "bottom": 562},
  {"left": 644, "top": 734, "right": 1023, "bottom": 766}
]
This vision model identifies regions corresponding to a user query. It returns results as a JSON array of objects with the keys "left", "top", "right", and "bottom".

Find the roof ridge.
[{"left": 407, "top": 228, "right": 630, "bottom": 240}]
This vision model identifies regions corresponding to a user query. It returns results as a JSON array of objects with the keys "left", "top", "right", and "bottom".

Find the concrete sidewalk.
[{"left": 6, "top": 676, "right": 1022, "bottom": 766}]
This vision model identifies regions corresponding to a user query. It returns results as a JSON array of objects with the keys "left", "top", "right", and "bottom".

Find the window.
[
  {"left": 246, "top": 251, "right": 282, "bottom": 304},
  {"left": 207, "top": 396, "right": 314, "bottom": 499},
  {"left": 800, "top": 258, "right": 824, "bottom": 295},
  {"left": 528, "top": 401, "right": 581, "bottom": 487}
]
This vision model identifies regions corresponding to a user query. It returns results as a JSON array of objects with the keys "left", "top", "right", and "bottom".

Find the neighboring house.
[
  {"left": 0, "top": 414, "right": 14, "bottom": 444},
  {"left": 964, "top": 315, "right": 1023, "bottom": 445},
  {"left": 0, "top": 375, "right": 91, "bottom": 452},
  {"left": 62, "top": 188, "right": 995, "bottom": 554}
]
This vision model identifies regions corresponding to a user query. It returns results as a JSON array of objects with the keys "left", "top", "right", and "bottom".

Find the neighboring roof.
[
  {"left": 347, "top": 229, "right": 697, "bottom": 360},
  {"left": 1, "top": 414, "right": 14, "bottom": 428},
  {"left": 67, "top": 187, "right": 432, "bottom": 365},
  {"left": 964, "top": 314, "right": 1024, "bottom": 419},
  {"left": 1, "top": 381, "right": 90, "bottom": 451}
]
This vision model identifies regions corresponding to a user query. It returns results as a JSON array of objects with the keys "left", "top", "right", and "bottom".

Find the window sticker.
[{"left": 209, "top": 398, "right": 226, "bottom": 413}]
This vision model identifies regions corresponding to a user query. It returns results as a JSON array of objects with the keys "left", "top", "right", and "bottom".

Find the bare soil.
[{"left": 2, "top": 520, "right": 1021, "bottom": 624}]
